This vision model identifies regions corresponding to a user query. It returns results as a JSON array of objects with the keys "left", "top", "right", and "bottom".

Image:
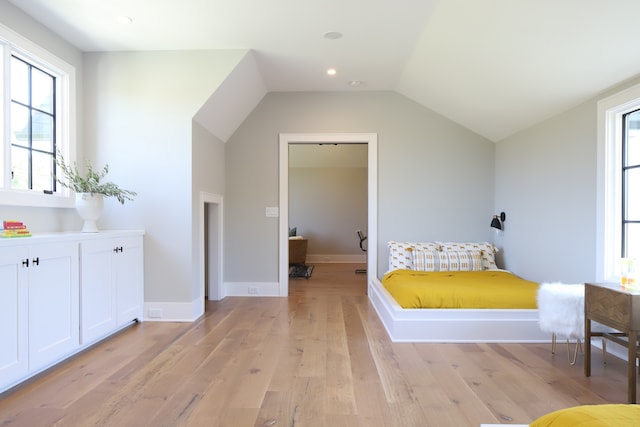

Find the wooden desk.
[
  {"left": 584, "top": 282, "right": 640, "bottom": 403},
  {"left": 289, "top": 238, "right": 308, "bottom": 265}
]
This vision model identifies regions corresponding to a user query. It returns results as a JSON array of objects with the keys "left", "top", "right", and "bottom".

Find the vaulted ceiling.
[{"left": 9, "top": 0, "right": 640, "bottom": 142}]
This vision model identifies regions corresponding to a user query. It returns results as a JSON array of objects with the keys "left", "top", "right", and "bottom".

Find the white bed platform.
[{"left": 368, "top": 277, "right": 549, "bottom": 343}]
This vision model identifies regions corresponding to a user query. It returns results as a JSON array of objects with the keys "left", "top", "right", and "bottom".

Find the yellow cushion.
[
  {"left": 381, "top": 269, "right": 538, "bottom": 309},
  {"left": 531, "top": 404, "right": 640, "bottom": 427}
]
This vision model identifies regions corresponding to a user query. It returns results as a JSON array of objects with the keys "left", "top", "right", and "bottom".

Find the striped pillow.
[
  {"left": 413, "top": 249, "right": 483, "bottom": 272},
  {"left": 437, "top": 242, "right": 498, "bottom": 270},
  {"left": 388, "top": 241, "right": 440, "bottom": 271}
]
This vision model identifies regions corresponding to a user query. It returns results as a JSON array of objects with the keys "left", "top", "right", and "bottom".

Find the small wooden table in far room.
[{"left": 584, "top": 282, "right": 640, "bottom": 403}]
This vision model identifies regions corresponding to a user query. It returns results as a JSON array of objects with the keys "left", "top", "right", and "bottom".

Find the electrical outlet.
[
  {"left": 148, "top": 308, "right": 163, "bottom": 318},
  {"left": 248, "top": 287, "right": 258, "bottom": 295}
]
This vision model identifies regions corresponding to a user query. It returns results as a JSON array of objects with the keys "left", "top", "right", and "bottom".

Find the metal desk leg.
[{"left": 585, "top": 317, "right": 591, "bottom": 377}]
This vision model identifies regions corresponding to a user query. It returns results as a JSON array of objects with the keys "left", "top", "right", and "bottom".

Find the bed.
[
  {"left": 368, "top": 241, "right": 549, "bottom": 342},
  {"left": 530, "top": 404, "right": 640, "bottom": 426}
]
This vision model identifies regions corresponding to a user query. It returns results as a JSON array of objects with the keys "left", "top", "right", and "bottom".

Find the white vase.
[{"left": 75, "top": 193, "right": 104, "bottom": 233}]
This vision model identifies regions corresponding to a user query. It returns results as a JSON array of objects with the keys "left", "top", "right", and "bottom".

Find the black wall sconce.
[{"left": 490, "top": 212, "right": 506, "bottom": 230}]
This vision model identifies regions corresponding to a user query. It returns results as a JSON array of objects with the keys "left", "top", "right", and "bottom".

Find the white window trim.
[
  {"left": 596, "top": 82, "right": 640, "bottom": 282},
  {"left": 0, "top": 23, "right": 76, "bottom": 208}
]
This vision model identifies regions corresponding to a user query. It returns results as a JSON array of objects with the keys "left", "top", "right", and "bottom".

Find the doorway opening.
[
  {"left": 278, "top": 133, "right": 378, "bottom": 297},
  {"left": 200, "top": 192, "right": 223, "bottom": 308}
]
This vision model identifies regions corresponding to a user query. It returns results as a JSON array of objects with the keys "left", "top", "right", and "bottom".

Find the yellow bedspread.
[
  {"left": 530, "top": 404, "right": 640, "bottom": 426},
  {"left": 382, "top": 269, "right": 539, "bottom": 309}
]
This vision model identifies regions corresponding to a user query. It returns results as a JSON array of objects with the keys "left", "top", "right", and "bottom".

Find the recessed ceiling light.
[
  {"left": 116, "top": 15, "right": 133, "bottom": 25},
  {"left": 327, "top": 68, "right": 337, "bottom": 76},
  {"left": 323, "top": 31, "right": 343, "bottom": 40}
]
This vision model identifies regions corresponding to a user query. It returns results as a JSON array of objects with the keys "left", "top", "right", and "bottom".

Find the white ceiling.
[{"left": 8, "top": 0, "right": 640, "bottom": 142}]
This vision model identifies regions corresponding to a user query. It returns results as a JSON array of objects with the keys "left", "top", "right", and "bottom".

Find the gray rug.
[{"left": 289, "top": 264, "right": 313, "bottom": 279}]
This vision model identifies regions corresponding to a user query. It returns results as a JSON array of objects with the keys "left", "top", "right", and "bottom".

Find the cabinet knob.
[
  {"left": 32, "top": 257, "right": 39, "bottom": 266},
  {"left": 22, "top": 259, "right": 29, "bottom": 267},
  {"left": 113, "top": 246, "right": 124, "bottom": 253}
]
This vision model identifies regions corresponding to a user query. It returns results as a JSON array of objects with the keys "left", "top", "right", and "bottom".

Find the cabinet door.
[
  {"left": 115, "top": 236, "right": 143, "bottom": 326},
  {"left": 0, "top": 247, "right": 29, "bottom": 389},
  {"left": 80, "top": 239, "right": 117, "bottom": 344},
  {"left": 28, "top": 241, "right": 79, "bottom": 372}
]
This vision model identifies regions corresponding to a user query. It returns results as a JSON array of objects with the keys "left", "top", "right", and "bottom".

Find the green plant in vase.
[
  {"left": 55, "top": 153, "right": 137, "bottom": 232},
  {"left": 55, "top": 153, "right": 137, "bottom": 204}
]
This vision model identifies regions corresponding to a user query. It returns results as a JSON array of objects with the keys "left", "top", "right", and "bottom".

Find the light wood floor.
[{"left": 0, "top": 263, "right": 629, "bottom": 426}]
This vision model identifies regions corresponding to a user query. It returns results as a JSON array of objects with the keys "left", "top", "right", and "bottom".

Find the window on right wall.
[
  {"left": 622, "top": 109, "right": 640, "bottom": 261},
  {"left": 597, "top": 83, "right": 640, "bottom": 281}
]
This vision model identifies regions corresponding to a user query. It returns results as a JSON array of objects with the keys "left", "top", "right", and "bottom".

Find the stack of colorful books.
[{"left": 1, "top": 220, "right": 32, "bottom": 238}]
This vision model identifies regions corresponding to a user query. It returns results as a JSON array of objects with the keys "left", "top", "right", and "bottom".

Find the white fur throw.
[{"left": 537, "top": 282, "right": 585, "bottom": 340}]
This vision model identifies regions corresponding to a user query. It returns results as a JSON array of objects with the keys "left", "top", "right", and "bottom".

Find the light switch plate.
[{"left": 265, "top": 207, "right": 279, "bottom": 217}]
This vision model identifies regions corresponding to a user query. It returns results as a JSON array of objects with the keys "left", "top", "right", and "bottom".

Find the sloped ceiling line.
[
  {"left": 8, "top": 0, "right": 640, "bottom": 142},
  {"left": 193, "top": 50, "right": 267, "bottom": 143}
]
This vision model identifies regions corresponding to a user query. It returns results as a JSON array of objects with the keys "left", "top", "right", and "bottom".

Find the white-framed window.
[
  {"left": 1, "top": 23, "right": 75, "bottom": 208},
  {"left": 622, "top": 109, "right": 640, "bottom": 261},
  {"left": 597, "top": 82, "right": 640, "bottom": 281}
]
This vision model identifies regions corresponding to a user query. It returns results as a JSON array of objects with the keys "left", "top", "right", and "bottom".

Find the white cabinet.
[
  {"left": 27, "top": 241, "right": 79, "bottom": 371},
  {"left": 114, "top": 237, "right": 144, "bottom": 327},
  {"left": 0, "top": 231, "right": 143, "bottom": 394},
  {"left": 80, "top": 235, "right": 143, "bottom": 345},
  {"left": 0, "top": 246, "right": 29, "bottom": 388},
  {"left": 0, "top": 241, "right": 79, "bottom": 386}
]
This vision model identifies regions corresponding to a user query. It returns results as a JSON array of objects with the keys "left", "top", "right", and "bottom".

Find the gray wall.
[
  {"left": 191, "top": 121, "right": 226, "bottom": 300},
  {"left": 495, "top": 74, "right": 640, "bottom": 284},
  {"left": 289, "top": 166, "right": 367, "bottom": 257},
  {"left": 224, "top": 91, "right": 496, "bottom": 284},
  {"left": 82, "top": 49, "right": 246, "bottom": 310}
]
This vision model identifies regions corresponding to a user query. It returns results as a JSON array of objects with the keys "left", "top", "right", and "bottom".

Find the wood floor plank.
[
  {"left": 219, "top": 408, "right": 259, "bottom": 427},
  {"left": 414, "top": 344, "right": 500, "bottom": 426},
  {"left": 434, "top": 343, "right": 534, "bottom": 425},
  {"left": 254, "top": 390, "right": 292, "bottom": 427},
  {"left": 340, "top": 297, "right": 396, "bottom": 426},
  {"left": 265, "top": 339, "right": 305, "bottom": 393},
  {"left": 227, "top": 330, "right": 286, "bottom": 409},
  {"left": 0, "top": 263, "right": 631, "bottom": 426},
  {"left": 325, "top": 298, "right": 357, "bottom": 415},
  {"left": 351, "top": 380, "right": 396, "bottom": 427},
  {"left": 325, "top": 413, "right": 360, "bottom": 427},
  {"left": 480, "top": 343, "right": 593, "bottom": 419},
  {"left": 290, "top": 376, "right": 327, "bottom": 425}
]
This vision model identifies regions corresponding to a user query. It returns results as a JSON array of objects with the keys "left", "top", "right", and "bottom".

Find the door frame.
[{"left": 278, "top": 132, "right": 378, "bottom": 296}]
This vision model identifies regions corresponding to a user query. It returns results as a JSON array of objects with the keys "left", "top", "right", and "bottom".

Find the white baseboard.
[
  {"left": 143, "top": 283, "right": 283, "bottom": 321},
  {"left": 223, "top": 281, "right": 281, "bottom": 297},
  {"left": 143, "top": 300, "right": 202, "bottom": 322},
  {"left": 306, "top": 254, "right": 366, "bottom": 263}
]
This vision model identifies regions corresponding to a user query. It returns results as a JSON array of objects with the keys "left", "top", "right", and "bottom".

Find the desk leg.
[
  {"left": 585, "top": 317, "right": 591, "bottom": 377},
  {"left": 628, "top": 331, "right": 637, "bottom": 404}
]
